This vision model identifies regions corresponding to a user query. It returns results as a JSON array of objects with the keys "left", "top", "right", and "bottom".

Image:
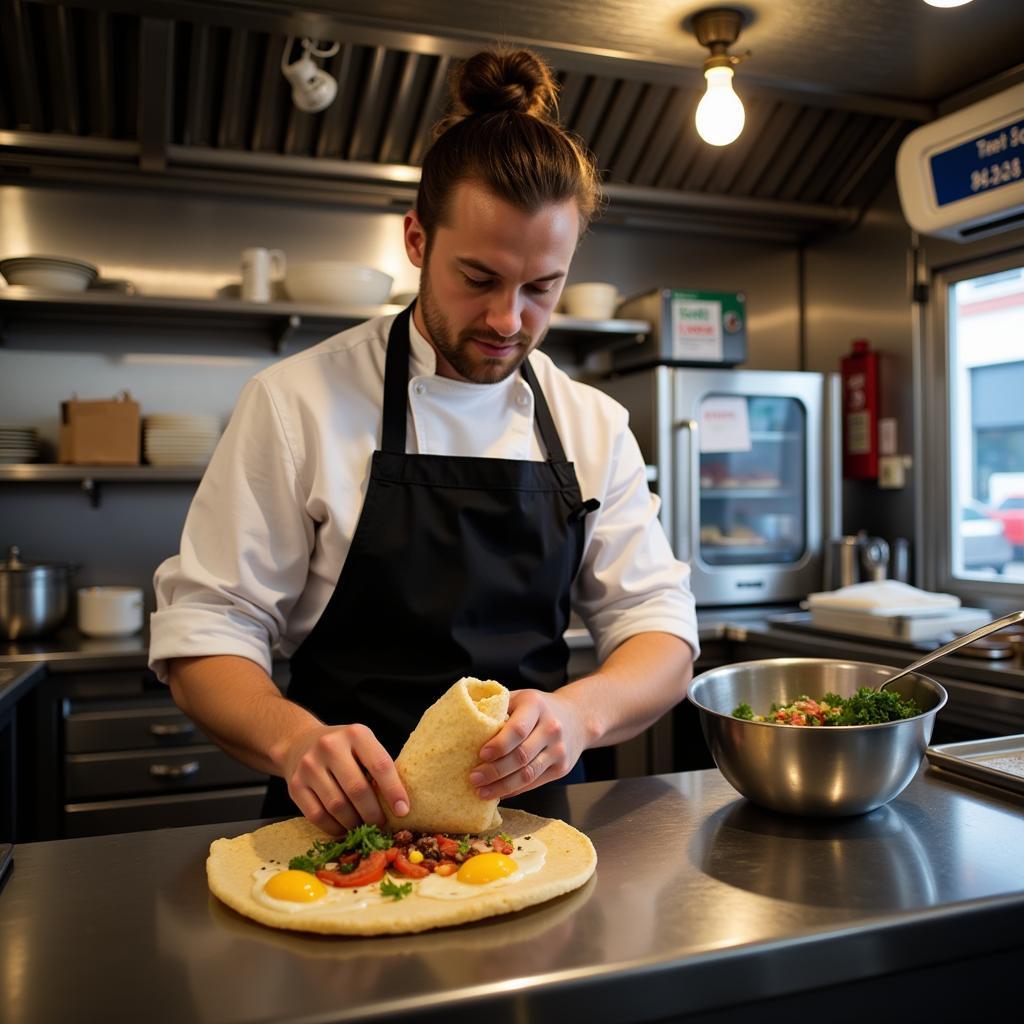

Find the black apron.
[{"left": 263, "top": 304, "right": 598, "bottom": 816}]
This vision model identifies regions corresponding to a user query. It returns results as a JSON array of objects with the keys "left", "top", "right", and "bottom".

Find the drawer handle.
[
  {"left": 149, "top": 760, "right": 200, "bottom": 779},
  {"left": 149, "top": 721, "right": 196, "bottom": 737}
]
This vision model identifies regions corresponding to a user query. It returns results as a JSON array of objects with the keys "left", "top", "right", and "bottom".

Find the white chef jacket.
[{"left": 149, "top": 313, "right": 699, "bottom": 682}]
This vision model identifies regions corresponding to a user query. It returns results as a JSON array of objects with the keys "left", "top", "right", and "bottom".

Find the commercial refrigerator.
[{"left": 599, "top": 366, "right": 841, "bottom": 606}]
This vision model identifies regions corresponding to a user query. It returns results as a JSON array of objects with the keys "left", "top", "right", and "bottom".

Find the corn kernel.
[{"left": 408, "top": 849, "right": 424, "bottom": 864}]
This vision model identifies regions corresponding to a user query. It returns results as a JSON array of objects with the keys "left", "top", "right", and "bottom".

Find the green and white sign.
[{"left": 669, "top": 290, "right": 746, "bottom": 363}]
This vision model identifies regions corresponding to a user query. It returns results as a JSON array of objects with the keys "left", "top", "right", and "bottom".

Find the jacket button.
[
  {"left": 516, "top": 393, "right": 530, "bottom": 407},
  {"left": 413, "top": 382, "right": 426, "bottom": 395}
]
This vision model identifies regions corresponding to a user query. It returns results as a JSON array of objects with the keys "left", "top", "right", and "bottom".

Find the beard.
[{"left": 417, "top": 260, "right": 540, "bottom": 385}]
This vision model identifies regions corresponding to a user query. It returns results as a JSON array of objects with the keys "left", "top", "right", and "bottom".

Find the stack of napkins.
[
  {"left": 807, "top": 582, "right": 987, "bottom": 641},
  {"left": 808, "top": 581, "right": 960, "bottom": 616}
]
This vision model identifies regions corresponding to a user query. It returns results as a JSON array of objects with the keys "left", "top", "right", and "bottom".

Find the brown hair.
[{"left": 416, "top": 48, "right": 602, "bottom": 238}]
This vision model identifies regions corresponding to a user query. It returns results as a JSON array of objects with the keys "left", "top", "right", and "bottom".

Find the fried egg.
[
  {"left": 251, "top": 866, "right": 387, "bottom": 914},
  {"left": 417, "top": 835, "right": 547, "bottom": 900}
]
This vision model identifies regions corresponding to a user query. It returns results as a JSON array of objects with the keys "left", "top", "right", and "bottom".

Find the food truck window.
[{"left": 928, "top": 254, "right": 1024, "bottom": 603}]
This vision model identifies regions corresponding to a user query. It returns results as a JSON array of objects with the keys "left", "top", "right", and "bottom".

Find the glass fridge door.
[{"left": 698, "top": 394, "right": 807, "bottom": 566}]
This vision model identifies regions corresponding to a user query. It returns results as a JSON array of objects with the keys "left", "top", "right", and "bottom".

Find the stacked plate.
[
  {"left": 143, "top": 413, "right": 221, "bottom": 466},
  {"left": 0, "top": 255, "right": 99, "bottom": 292},
  {"left": 0, "top": 425, "right": 41, "bottom": 464}
]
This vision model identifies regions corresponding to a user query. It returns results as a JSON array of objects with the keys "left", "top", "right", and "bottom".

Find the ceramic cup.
[
  {"left": 241, "top": 247, "right": 286, "bottom": 303},
  {"left": 77, "top": 586, "right": 145, "bottom": 637},
  {"left": 560, "top": 282, "right": 620, "bottom": 319}
]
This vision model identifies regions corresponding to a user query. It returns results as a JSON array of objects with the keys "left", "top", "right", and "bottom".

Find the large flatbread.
[
  {"left": 383, "top": 676, "right": 509, "bottom": 834},
  {"left": 206, "top": 808, "right": 597, "bottom": 935}
]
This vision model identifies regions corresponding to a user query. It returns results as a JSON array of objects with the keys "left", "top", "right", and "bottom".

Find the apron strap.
[
  {"left": 381, "top": 302, "right": 416, "bottom": 454},
  {"left": 520, "top": 356, "right": 567, "bottom": 464}
]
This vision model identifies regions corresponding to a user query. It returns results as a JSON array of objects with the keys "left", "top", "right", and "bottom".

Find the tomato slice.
[
  {"left": 393, "top": 851, "right": 430, "bottom": 879},
  {"left": 434, "top": 861, "right": 458, "bottom": 876},
  {"left": 490, "top": 837, "right": 513, "bottom": 855},
  {"left": 435, "top": 835, "right": 461, "bottom": 858},
  {"left": 385, "top": 846, "right": 399, "bottom": 864},
  {"left": 316, "top": 851, "right": 388, "bottom": 888},
  {"left": 316, "top": 868, "right": 344, "bottom": 887}
]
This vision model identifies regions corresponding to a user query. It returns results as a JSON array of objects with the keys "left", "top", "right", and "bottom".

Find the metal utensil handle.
[
  {"left": 149, "top": 760, "right": 200, "bottom": 779},
  {"left": 149, "top": 720, "right": 196, "bottom": 737},
  {"left": 882, "top": 609, "right": 1024, "bottom": 689}
]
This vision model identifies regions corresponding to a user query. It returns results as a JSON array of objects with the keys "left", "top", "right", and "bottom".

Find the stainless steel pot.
[{"left": 0, "top": 546, "right": 77, "bottom": 639}]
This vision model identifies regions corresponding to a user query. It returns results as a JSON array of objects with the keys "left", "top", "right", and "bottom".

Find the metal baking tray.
[{"left": 926, "top": 734, "right": 1024, "bottom": 797}]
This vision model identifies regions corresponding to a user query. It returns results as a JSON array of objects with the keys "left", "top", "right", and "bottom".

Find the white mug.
[{"left": 241, "top": 247, "right": 286, "bottom": 303}]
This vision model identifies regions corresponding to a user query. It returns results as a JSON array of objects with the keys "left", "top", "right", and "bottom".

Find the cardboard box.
[{"left": 59, "top": 392, "right": 141, "bottom": 465}]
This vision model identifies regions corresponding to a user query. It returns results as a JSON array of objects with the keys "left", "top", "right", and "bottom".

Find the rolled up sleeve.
[
  {"left": 573, "top": 411, "right": 699, "bottom": 665},
  {"left": 149, "top": 378, "right": 314, "bottom": 682}
]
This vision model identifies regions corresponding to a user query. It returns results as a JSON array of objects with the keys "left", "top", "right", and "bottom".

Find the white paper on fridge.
[{"left": 699, "top": 396, "right": 752, "bottom": 453}]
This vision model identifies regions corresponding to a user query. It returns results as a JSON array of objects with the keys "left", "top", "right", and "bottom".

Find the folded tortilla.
[{"left": 383, "top": 676, "right": 509, "bottom": 834}]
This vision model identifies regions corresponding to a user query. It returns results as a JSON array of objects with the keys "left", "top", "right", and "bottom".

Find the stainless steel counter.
[
  {"left": 0, "top": 663, "right": 44, "bottom": 717},
  {"left": 3, "top": 768, "right": 1023, "bottom": 1024}
]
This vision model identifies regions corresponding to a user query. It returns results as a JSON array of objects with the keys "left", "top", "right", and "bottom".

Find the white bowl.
[
  {"left": 560, "top": 282, "right": 620, "bottom": 320},
  {"left": 286, "top": 262, "right": 393, "bottom": 306},
  {"left": 0, "top": 255, "right": 99, "bottom": 292},
  {"left": 77, "top": 586, "right": 145, "bottom": 637}
]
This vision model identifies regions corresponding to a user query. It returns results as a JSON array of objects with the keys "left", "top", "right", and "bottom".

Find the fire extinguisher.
[{"left": 841, "top": 338, "right": 879, "bottom": 479}]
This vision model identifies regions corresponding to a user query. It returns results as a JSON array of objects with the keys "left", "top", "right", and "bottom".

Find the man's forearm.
[
  {"left": 558, "top": 632, "right": 694, "bottom": 749},
  {"left": 168, "top": 654, "right": 323, "bottom": 776}
]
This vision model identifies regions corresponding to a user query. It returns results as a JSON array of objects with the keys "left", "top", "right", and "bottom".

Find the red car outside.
[{"left": 990, "top": 496, "right": 1024, "bottom": 547}]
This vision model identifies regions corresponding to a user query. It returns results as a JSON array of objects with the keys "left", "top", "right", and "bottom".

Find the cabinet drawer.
[
  {"left": 65, "top": 703, "right": 205, "bottom": 753},
  {"left": 64, "top": 785, "right": 267, "bottom": 838},
  {"left": 65, "top": 744, "right": 264, "bottom": 800}
]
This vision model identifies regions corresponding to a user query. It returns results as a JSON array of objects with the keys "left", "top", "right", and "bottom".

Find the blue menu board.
[{"left": 929, "top": 118, "right": 1023, "bottom": 207}]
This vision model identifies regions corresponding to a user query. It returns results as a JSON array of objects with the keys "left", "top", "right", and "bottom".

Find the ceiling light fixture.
[
  {"left": 922, "top": 1, "right": 975, "bottom": 7},
  {"left": 281, "top": 37, "right": 341, "bottom": 114},
  {"left": 690, "top": 8, "right": 751, "bottom": 147}
]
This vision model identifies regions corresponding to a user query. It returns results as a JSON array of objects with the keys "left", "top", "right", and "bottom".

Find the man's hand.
[
  {"left": 468, "top": 689, "right": 588, "bottom": 800},
  {"left": 279, "top": 724, "right": 410, "bottom": 836}
]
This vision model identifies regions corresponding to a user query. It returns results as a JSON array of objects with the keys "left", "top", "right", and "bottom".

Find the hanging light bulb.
[
  {"left": 696, "top": 65, "right": 745, "bottom": 146},
  {"left": 690, "top": 8, "right": 751, "bottom": 147},
  {"left": 922, "top": 1, "right": 974, "bottom": 7}
]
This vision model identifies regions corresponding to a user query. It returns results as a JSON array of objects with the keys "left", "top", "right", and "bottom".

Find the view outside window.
[{"left": 950, "top": 265, "right": 1024, "bottom": 580}]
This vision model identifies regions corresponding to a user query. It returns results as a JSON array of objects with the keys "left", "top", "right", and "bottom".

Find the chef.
[{"left": 150, "top": 47, "right": 699, "bottom": 836}]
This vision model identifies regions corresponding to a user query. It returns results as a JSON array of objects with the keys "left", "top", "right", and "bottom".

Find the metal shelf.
[
  {"left": 748, "top": 431, "right": 802, "bottom": 442},
  {"left": 701, "top": 487, "right": 794, "bottom": 499},
  {"left": 0, "top": 463, "right": 205, "bottom": 506},
  {"left": 0, "top": 464, "right": 203, "bottom": 482},
  {"left": 0, "top": 288, "right": 651, "bottom": 355}
]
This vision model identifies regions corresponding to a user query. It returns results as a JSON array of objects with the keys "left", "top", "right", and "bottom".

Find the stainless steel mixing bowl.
[{"left": 687, "top": 658, "right": 948, "bottom": 817}]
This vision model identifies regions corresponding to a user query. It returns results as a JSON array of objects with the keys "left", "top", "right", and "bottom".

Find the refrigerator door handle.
[{"left": 674, "top": 419, "right": 700, "bottom": 563}]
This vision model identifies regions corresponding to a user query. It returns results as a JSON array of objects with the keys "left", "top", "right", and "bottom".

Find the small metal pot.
[{"left": 0, "top": 546, "right": 77, "bottom": 640}]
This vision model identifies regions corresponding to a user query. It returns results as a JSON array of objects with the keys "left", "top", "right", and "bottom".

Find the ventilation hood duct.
[{"left": 0, "top": 1, "right": 925, "bottom": 243}]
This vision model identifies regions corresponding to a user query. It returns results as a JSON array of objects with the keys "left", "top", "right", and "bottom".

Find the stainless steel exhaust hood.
[{"left": 2, "top": 0, "right": 1021, "bottom": 242}]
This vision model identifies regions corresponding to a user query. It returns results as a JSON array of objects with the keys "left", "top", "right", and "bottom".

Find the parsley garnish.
[
  {"left": 289, "top": 824, "right": 393, "bottom": 873},
  {"left": 731, "top": 688, "right": 921, "bottom": 726},
  {"left": 496, "top": 831, "right": 512, "bottom": 843},
  {"left": 380, "top": 877, "right": 413, "bottom": 901},
  {"left": 457, "top": 835, "right": 472, "bottom": 857}
]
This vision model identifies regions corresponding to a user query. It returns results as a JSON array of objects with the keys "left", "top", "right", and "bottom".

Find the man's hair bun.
[
  {"left": 418, "top": 46, "right": 602, "bottom": 237},
  {"left": 446, "top": 49, "right": 558, "bottom": 127}
]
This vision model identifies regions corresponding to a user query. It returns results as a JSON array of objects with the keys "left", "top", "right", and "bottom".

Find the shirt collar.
[
  {"left": 407, "top": 311, "right": 438, "bottom": 378},
  {"left": 406, "top": 307, "right": 528, "bottom": 397}
]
